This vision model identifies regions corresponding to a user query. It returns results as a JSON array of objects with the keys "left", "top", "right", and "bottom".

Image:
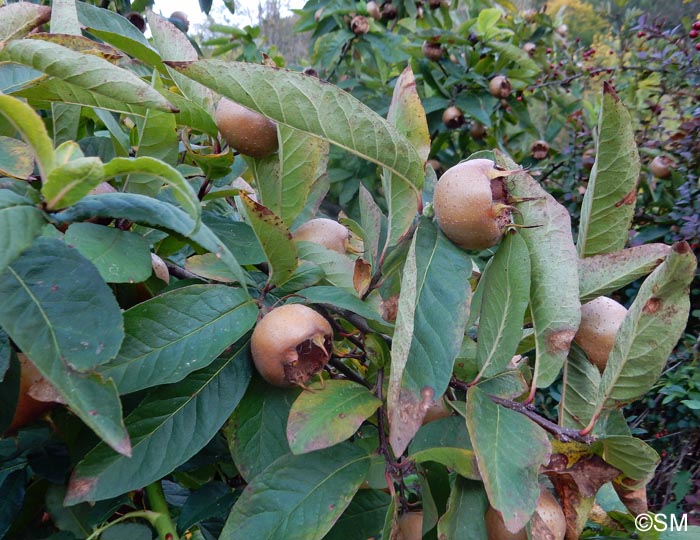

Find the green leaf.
[
  {"left": 324, "top": 489, "right": 391, "bottom": 540},
  {"left": 252, "top": 125, "right": 330, "bottom": 228},
  {"left": 0, "top": 190, "right": 46, "bottom": 275},
  {"left": 201, "top": 213, "right": 265, "bottom": 265},
  {"left": 185, "top": 253, "right": 239, "bottom": 282},
  {"left": 592, "top": 436, "right": 659, "bottom": 482},
  {"left": 358, "top": 185, "right": 385, "bottom": 269},
  {"left": 594, "top": 243, "right": 696, "bottom": 413},
  {"left": 0, "top": 93, "right": 55, "bottom": 179},
  {"left": 226, "top": 376, "right": 298, "bottom": 482},
  {"left": 50, "top": 0, "right": 81, "bottom": 35},
  {"left": 382, "top": 66, "right": 426, "bottom": 249},
  {"left": 437, "top": 477, "right": 489, "bottom": 540},
  {"left": 287, "top": 380, "right": 381, "bottom": 454},
  {"left": 476, "top": 8, "right": 502, "bottom": 35},
  {"left": 177, "top": 482, "right": 236, "bottom": 534},
  {"left": 166, "top": 59, "right": 425, "bottom": 189},
  {"left": 165, "top": 90, "right": 219, "bottom": 136},
  {"left": 238, "top": 193, "right": 297, "bottom": 287},
  {"left": 491, "top": 42, "right": 540, "bottom": 77},
  {"left": 475, "top": 233, "right": 530, "bottom": 379},
  {"left": 578, "top": 244, "right": 671, "bottom": 302},
  {"left": 466, "top": 386, "right": 550, "bottom": 532},
  {"left": 0, "top": 39, "right": 176, "bottom": 112},
  {"left": 560, "top": 345, "right": 601, "bottom": 430},
  {"left": 65, "top": 344, "right": 252, "bottom": 505},
  {"left": 388, "top": 218, "right": 472, "bottom": 455},
  {"left": 104, "top": 157, "right": 200, "bottom": 225},
  {"left": 296, "top": 241, "right": 356, "bottom": 294},
  {"left": 0, "top": 136, "right": 34, "bottom": 180},
  {"left": 496, "top": 151, "right": 581, "bottom": 389},
  {"left": 42, "top": 157, "right": 104, "bottom": 210},
  {"left": 0, "top": 2, "right": 51, "bottom": 41},
  {"left": 291, "top": 286, "right": 385, "bottom": 323},
  {"left": 0, "top": 238, "right": 128, "bottom": 454},
  {"left": 52, "top": 193, "right": 248, "bottom": 286},
  {"left": 219, "top": 443, "right": 370, "bottom": 540},
  {"left": 99, "top": 285, "right": 257, "bottom": 394},
  {"left": 578, "top": 83, "right": 640, "bottom": 257},
  {"left": 52, "top": 103, "right": 80, "bottom": 148},
  {"left": 64, "top": 223, "right": 151, "bottom": 284}
]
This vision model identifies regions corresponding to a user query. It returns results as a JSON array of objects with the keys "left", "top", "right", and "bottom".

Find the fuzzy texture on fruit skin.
[
  {"left": 215, "top": 98, "right": 278, "bottom": 158},
  {"left": 251, "top": 304, "right": 333, "bottom": 387},
  {"left": 433, "top": 159, "right": 512, "bottom": 250},
  {"left": 574, "top": 296, "right": 627, "bottom": 371},
  {"left": 292, "top": 218, "right": 350, "bottom": 254},
  {"left": 485, "top": 490, "right": 566, "bottom": 540},
  {"left": 397, "top": 512, "right": 423, "bottom": 540}
]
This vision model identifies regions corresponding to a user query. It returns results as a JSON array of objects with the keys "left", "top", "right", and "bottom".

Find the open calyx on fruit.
[
  {"left": 251, "top": 304, "right": 333, "bottom": 387},
  {"left": 433, "top": 158, "right": 516, "bottom": 250},
  {"left": 574, "top": 296, "right": 627, "bottom": 371},
  {"left": 396, "top": 511, "right": 423, "bottom": 540},
  {"left": 215, "top": 97, "right": 278, "bottom": 158},
  {"left": 485, "top": 489, "right": 566, "bottom": 540},
  {"left": 292, "top": 218, "right": 350, "bottom": 254}
]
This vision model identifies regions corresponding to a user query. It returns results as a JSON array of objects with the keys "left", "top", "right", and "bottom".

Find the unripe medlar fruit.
[
  {"left": 382, "top": 2, "right": 398, "bottom": 20},
  {"left": 650, "top": 155, "right": 674, "bottom": 178},
  {"left": 367, "top": 0, "right": 382, "bottom": 20},
  {"left": 292, "top": 218, "right": 350, "bottom": 254},
  {"left": 215, "top": 98, "right": 278, "bottom": 158},
  {"left": 251, "top": 304, "right": 333, "bottom": 387},
  {"left": 397, "top": 511, "right": 423, "bottom": 540},
  {"left": 350, "top": 15, "right": 369, "bottom": 35},
  {"left": 5, "top": 354, "right": 55, "bottom": 434},
  {"left": 530, "top": 140, "right": 550, "bottom": 160},
  {"left": 433, "top": 159, "right": 514, "bottom": 251},
  {"left": 442, "top": 106, "right": 465, "bottom": 129},
  {"left": 422, "top": 40, "right": 443, "bottom": 61},
  {"left": 470, "top": 122, "right": 487, "bottom": 139},
  {"left": 574, "top": 296, "right": 627, "bottom": 371},
  {"left": 489, "top": 75, "right": 512, "bottom": 98},
  {"left": 485, "top": 489, "right": 566, "bottom": 540}
]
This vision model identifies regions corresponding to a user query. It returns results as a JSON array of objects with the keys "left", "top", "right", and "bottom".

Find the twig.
[
  {"left": 328, "top": 357, "right": 371, "bottom": 389},
  {"left": 165, "top": 262, "right": 203, "bottom": 281}
]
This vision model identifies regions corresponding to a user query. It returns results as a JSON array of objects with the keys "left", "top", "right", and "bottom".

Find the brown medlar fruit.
[
  {"left": 433, "top": 158, "right": 515, "bottom": 251},
  {"left": 650, "top": 155, "right": 674, "bottom": 178},
  {"left": 470, "top": 122, "right": 487, "bottom": 139},
  {"left": 485, "top": 489, "right": 566, "bottom": 540},
  {"left": 522, "top": 42, "right": 536, "bottom": 55},
  {"left": 530, "top": 140, "right": 550, "bottom": 160},
  {"left": 442, "top": 106, "right": 465, "bottom": 129},
  {"left": 489, "top": 75, "right": 512, "bottom": 98},
  {"left": 251, "top": 304, "right": 333, "bottom": 388},
  {"left": 292, "top": 218, "right": 350, "bottom": 254},
  {"left": 367, "top": 0, "right": 382, "bottom": 20},
  {"left": 350, "top": 15, "right": 370, "bottom": 35},
  {"left": 582, "top": 148, "right": 596, "bottom": 170},
  {"left": 215, "top": 97, "right": 278, "bottom": 158},
  {"left": 5, "top": 354, "right": 55, "bottom": 434},
  {"left": 397, "top": 511, "right": 423, "bottom": 540},
  {"left": 422, "top": 40, "right": 443, "bottom": 61},
  {"left": 382, "top": 2, "right": 398, "bottom": 20},
  {"left": 574, "top": 296, "right": 627, "bottom": 371}
]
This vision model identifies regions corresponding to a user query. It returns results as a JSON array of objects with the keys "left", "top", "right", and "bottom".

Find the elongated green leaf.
[
  {"left": 0, "top": 238, "right": 128, "bottom": 454},
  {"left": 202, "top": 214, "right": 265, "bottom": 265},
  {"left": 65, "top": 345, "right": 252, "bottom": 505},
  {"left": 358, "top": 185, "right": 385, "bottom": 269},
  {"left": 166, "top": 59, "right": 425, "bottom": 189},
  {"left": 51, "top": 0, "right": 80, "bottom": 35},
  {"left": 287, "top": 380, "right": 381, "bottom": 454},
  {"left": 226, "top": 376, "right": 298, "bottom": 482},
  {"left": 0, "top": 136, "right": 34, "bottom": 179},
  {"left": 388, "top": 218, "right": 472, "bottom": 456},
  {"left": 560, "top": 345, "right": 601, "bottom": 430},
  {"left": 466, "top": 386, "right": 550, "bottom": 533},
  {"left": 578, "top": 244, "right": 671, "bottom": 302},
  {"left": 42, "top": 156, "right": 104, "bottom": 209},
  {"left": 594, "top": 242, "right": 696, "bottom": 414},
  {"left": 578, "top": 83, "right": 640, "bottom": 257},
  {"left": 52, "top": 193, "right": 248, "bottom": 286},
  {"left": 497, "top": 151, "right": 581, "bottom": 389},
  {"left": 177, "top": 482, "right": 237, "bottom": 534},
  {"left": 0, "top": 190, "right": 46, "bottom": 275},
  {"left": 64, "top": 223, "right": 151, "bottom": 284},
  {"left": 0, "top": 2, "right": 51, "bottom": 41},
  {"left": 252, "top": 125, "right": 330, "bottom": 227},
  {"left": 296, "top": 241, "right": 355, "bottom": 294},
  {"left": 219, "top": 443, "right": 370, "bottom": 540},
  {"left": 165, "top": 90, "right": 219, "bottom": 136},
  {"left": 408, "top": 416, "right": 479, "bottom": 479},
  {"left": 75, "top": 2, "right": 162, "bottom": 68},
  {"left": 491, "top": 41, "right": 540, "bottom": 77},
  {"left": 592, "top": 436, "right": 659, "bottom": 482},
  {"left": 0, "top": 93, "right": 55, "bottom": 179},
  {"left": 238, "top": 193, "right": 297, "bottom": 287},
  {"left": 437, "top": 477, "right": 489, "bottom": 540},
  {"left": 475, "top": 233, "right": 530, "bottom": 379},
  {"left": 0, "top": 39, "right": 176, "bottom": 112},
  {"left": 324, "top": 489, "right": 391, "bottom": 540},
  {"left": 291, "top": 286, "right": 384, "bottom": 323},
  {"left": 100, "top": 285, "right": 257, "bottom": 394},
  {"left": 104, "top": 157, "right": 200, "bottom": 225}
]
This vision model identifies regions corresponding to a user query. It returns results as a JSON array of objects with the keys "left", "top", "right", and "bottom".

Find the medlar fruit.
[
  {"left": 433, "top": 158, "right": 515, "bottom": 250},
  {"left": 470, "top": 122, "right": 487, "bottom": 139},
  {"left": 292, "top": 218, "right": 350, "bottom": 254},
  {"left": 215, "top": 97, "right": 278, "bottom": 158},
  {"left": 489, "top": 75, "right": 512, "bottom": 98},
  {"left": 522, "top": 42, "right": 536, "bottom": 55},
  {"left": 422, "top": 41, "right": 443, "bottom": 61},
  {"left": 397, "top": 511, "right": 423, "bottom": 540},
  {"left": 367, "top": 1, "right": 382, "bottom": 20},
  {"left": 382, "top": 2, "right": 398, "bottom": 20},
  {"left": 251, "top": 304, "right": 333, "bottom": 388},
  {"left": 485, "top": 489, "right": 566, "bottom": 540},
  {"left": 574, "top": 296, "right": 627, "bottom": 371},
  {"left": 350, "top": 15, "right": 369, "bottom": 35},
  {"left": 442, "top": 106, "right": 465, "bottom": 129},
  {"left": 5, "top": 354, "right": 55, "bottom": 434},
  {"left": 650, "top": 155, "right": 674, "bottom": 179},
  {"left": 530, "top": 140, "right": 550, "bottom": 160}
]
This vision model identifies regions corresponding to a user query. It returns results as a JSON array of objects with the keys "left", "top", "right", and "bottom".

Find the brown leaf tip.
[
  {"left": 672, "top": 241, "right": 691, "bottom": 254},
  {"left": 603, "top": 81, "right": 620, "bottom": 102},
  {"left": 64, "top": 475, "right": 97, "bottom": 505}
]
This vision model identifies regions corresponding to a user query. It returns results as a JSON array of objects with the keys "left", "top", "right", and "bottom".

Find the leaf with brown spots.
[
  {"left": 0, "top": 2, "right": 51, "bottom": 41},
  {"left": 592, "top": 242, "right": 696, "bottom": 413}
]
